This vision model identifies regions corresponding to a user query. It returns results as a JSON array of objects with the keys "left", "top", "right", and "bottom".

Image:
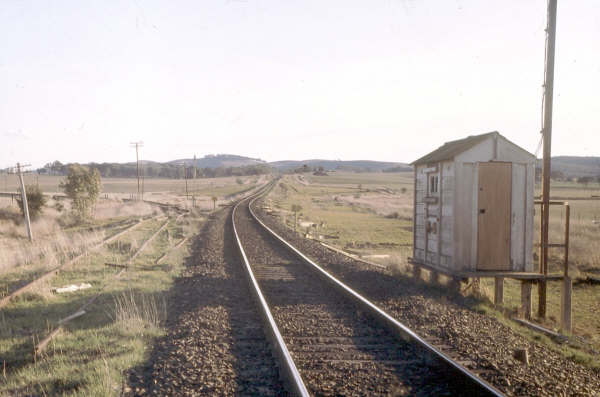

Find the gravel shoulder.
[
  {"left": 253, "top": 198, "right": 600, "bottom": 397},
  {"left": 125, "top": 208, "right": 283, "bottom": 396}
]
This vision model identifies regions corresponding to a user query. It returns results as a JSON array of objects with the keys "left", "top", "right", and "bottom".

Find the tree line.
[{"left": 39, "top": 161, "right": 272, "bottom": 179}]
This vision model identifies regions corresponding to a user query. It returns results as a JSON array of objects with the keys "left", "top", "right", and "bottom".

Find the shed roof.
[{"left": 411, "top": 131, "right": 532, "bottom": 165}]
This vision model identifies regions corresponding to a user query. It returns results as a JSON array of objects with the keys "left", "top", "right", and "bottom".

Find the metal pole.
[
  {"left": 17, "top": 163, "right": 33, "bottom": 242},
  {"left": 539, "top": 0, "right": 558, "bottom": 318}
]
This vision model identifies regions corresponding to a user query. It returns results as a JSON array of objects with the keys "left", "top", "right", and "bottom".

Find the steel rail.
[
  {"left": 246, "top": 192, "right": 505, "bottom": 397},
  {"left": 231, "top": 186, "right": 310, "bottom": 397}
]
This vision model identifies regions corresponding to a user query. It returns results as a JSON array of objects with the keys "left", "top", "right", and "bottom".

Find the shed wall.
[
  {"left": 453, "top": 162, "right": 477, "bottom": 270},
  {"left": 413, "top": 133, "right": 535, "bottom": 274},
  {"left": 414, "top": 165, "right": 426, "bottom": 261}
]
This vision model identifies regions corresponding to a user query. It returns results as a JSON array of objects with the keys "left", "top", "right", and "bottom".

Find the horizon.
[
  {"left": 2, "top": 1, "right": 599, "bottom": 169},
  {"left": 26, "top": 152, "right": 600, "bottom": 171}
]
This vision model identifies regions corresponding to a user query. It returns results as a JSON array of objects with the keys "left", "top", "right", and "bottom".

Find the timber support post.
[
  {"left": 561, "top": 204, "right": 572, "bottom": 332},
  {"left": 472, "top": 277, "right": 481, "bottom": 295},
  {"left": 539, "top": 0, "right": 558, "bottom": 319},
  {"left": 448, "top": 278, "right": 461, "bottom": 294},
  {"left": 494, "top": 277, "right": 504, "bottom": 306},
  {"left": 412, "top": 264, "right": 421, "bottom": 281},
  {"left": 521, "top": 281, "right": 532, "bottom": 320},
  {"left": 561, "top": 276, "right": 572, "bottom": 332},
  {"left": 16, "top": 163, "right": 33, "bottom": 242}
]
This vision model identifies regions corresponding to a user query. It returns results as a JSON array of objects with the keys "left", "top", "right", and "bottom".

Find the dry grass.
[
  {"left": 0, "top": 209, "right": 105, "bottom": 276},
  {"left": 337, "top": 192, "right": 413, "bottom": 219},
  {"left": 94, "top": 199, "right": 156, "bottom": 219},
  {"left": 113, "top": 290, "right": 167, "bottom": 334},
  {"left": 0, "top": 197, "right": 161, "bottom": 285}
]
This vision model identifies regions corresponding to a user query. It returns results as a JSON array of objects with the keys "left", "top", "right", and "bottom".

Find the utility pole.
[
  {"left": 185, "top": 174, "right": 189, "bottom": 200},
  {"left": 539, "top": 0, "right": 558, "bottom": 318},
  {"left": 130, "top": 142, "right": 144, "bottom": 201},
  {"left": 16, "top": 163, "right": 33, "bottom": 242},
  {"left": 141, "top": 161, "right": 145, "bottom": 201},
  {"left": 193, "top": 154, "right": 197, "bottom": 179}
]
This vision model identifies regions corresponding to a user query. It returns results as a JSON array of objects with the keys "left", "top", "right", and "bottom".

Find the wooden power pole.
[
  {"left": 130, "top": 142, "right": 144, "bottom": 201},
  {"left": 16, "top": 163, "right": 33, "bottom": 242},
  {"left": 539, "top": 0, "right": 558, "bottom": 318}
]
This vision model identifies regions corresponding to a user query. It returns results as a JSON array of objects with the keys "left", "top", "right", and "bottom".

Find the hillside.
[
  {"left": 169, "top": 154, "right": 266, "bottom": 168},
  {"left": 537, "top": 156, "right": 600, "bottom": 177},
  {"left": 269, "top": 159, "right": 411, "bottom": 172}
]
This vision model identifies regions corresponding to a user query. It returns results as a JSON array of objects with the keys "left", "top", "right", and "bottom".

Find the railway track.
[{"left": 232, "top": 187, "right": 504, "bottom": 396}]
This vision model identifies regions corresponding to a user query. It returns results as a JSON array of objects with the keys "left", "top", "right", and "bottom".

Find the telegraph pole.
[
  {"left": 193, "top": 154, "right": 197, "bottom": 179},
  {"left": 539, "top": 0, "right": 558, "bottom": 318},
  {"left": 16, "top": 163, "right": 33, "bottom": 242},
  {"left": 130, "top": 142, "right": 144, "bottom": 201},
  {"left": 141, "top": 161, "right": 145, "bottom": 201}
]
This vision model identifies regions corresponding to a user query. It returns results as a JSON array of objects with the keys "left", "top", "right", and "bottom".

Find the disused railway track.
[{"left": 232, "top": 188, "right": 503, "bottom": 396}]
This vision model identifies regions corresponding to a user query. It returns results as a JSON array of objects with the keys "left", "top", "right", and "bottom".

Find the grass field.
[
  {"left": 267, "top": 171, "right": 600, "bottom": 368},
  {"left": 266, "top": 172, "right": 413, "bottom": 265},
  {"left": 0, "top": 174, "right": 257, "bottom": 395},
  {"left": 0, "top": 212, "right": 200, "bottom": 395},
  {"left": 0, "top": 174, "right": 264, "bottom": 195}
]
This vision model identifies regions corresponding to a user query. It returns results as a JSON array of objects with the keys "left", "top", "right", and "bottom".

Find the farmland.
[{"left": 1, "top": 170, "right": 599, "bottom": 395}]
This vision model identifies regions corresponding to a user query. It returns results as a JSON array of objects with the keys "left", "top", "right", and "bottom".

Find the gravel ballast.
[
  {"left": 253, "top": 198, "right": 600, "bottom": 397},
  {"left": 235, "top": 198, "right": 486, "bottom": 396},
  {"left": 125, "top": 209, "right": 283, "bottom": 396}
]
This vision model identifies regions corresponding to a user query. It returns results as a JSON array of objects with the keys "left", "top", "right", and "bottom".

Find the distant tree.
[
  {"left": 550, "top": 170, "right": 565, "bottom": 180},
  {"left": 16, "top": 184, "right": 47, "bottom": 220},
  {"left": 59, "top": 165, "right": 101, "bottom": 220},
  {"left": 313, "top": 166, "right": 327, "bottom": 176},
  {"left": 578, "top": 176, "right": 593, "bottom": 187},
  {"left": 401, "top": 187, "right": 407, "bottom": 194}
]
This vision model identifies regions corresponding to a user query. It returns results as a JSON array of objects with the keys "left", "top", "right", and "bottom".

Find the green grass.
[
  {"left": 0, "top": 214, "right": 199, "bottom": 396},
  {"left": 305, "top": 171, "right": 413, "bottom": 189},
  {"left": 268, "top": 173, "right": 413, "bottom": 261},
  {"left": 0, "top": 174, "right": 262, "bottom": 195}
]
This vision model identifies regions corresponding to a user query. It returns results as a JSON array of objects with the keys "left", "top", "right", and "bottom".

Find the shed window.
[{"left": 429, "top": 175, "right": 439, "bottom": 194}]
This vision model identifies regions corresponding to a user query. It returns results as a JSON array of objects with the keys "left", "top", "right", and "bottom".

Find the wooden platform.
[{"left": 408, "top": 258, "right": 563, "bottom": 281}]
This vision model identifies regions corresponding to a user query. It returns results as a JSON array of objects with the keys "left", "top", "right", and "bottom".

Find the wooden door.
[{"left": 477, "top": 162, "right": 511, "bottom": 270}]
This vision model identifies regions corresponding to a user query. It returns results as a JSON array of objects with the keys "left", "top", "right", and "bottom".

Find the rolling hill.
[
  {"left": 537, "top": 156, "right": 600, "bottom": 177},
  {"left": 169, "top": 154, "right": 266, "bottom": 168},
  {"left": 269, "top": 159, "right": 411, "bottom": 172}
]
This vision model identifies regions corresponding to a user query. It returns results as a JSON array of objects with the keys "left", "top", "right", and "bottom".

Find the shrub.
[
  {"left": 16, "top": 184, "right": 47, "bottom": 220},
  {"left": 59, "top": 165, "right": 101, "bottom": 220}
]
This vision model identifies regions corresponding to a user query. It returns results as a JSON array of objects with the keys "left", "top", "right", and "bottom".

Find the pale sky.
[{"left": 1, "top": 0, "right": 599, "bottom": 169}]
